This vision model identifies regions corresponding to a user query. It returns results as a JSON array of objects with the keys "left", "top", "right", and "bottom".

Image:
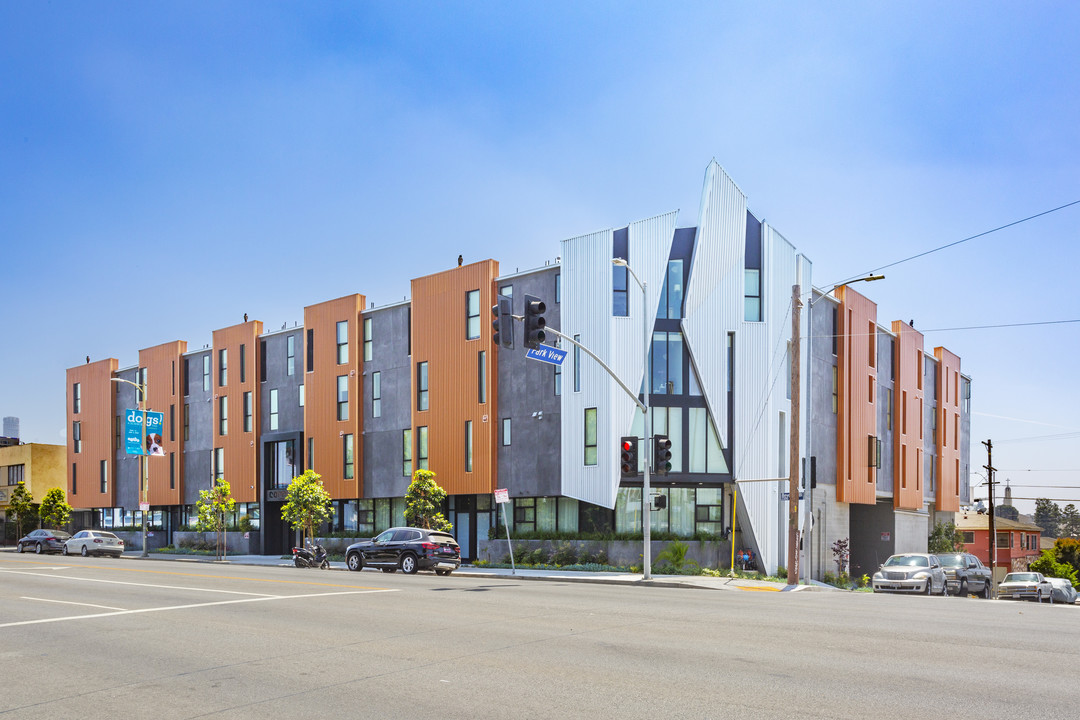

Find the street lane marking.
[
  {"left": 0, "top": 569, "right": 276, "bottom": 596},
  {"left": 0, "top": 589, "right": 397, "bottom": 629},
  {"left": 21, "top": 597, "right": 127, "bottom": 611}
]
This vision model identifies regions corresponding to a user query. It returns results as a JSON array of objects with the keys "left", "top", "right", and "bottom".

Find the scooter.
[{"left": 292, "top": 542, "right": 330, "bottom": 569}]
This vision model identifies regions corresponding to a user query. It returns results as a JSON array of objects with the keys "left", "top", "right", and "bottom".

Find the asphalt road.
[{"left": 2, "top": 554, "right": 1078, "bottom": 719}]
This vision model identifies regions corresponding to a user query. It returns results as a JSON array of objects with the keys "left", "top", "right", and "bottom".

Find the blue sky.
[{"left": 2, "top": 2, "right": 1077, "bottom": 513}]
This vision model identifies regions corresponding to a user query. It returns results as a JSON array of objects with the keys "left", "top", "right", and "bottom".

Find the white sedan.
[
  {"left": 998, "top": 572, "right": 1053, "bottom": 602},
  {"left": 64, "top": 530, "right": 125, "bottom": 558}
]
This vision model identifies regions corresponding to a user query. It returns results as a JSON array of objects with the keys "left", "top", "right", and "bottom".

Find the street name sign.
[{"left": 525, "top": 346, "right": 567, "bottom": 366}]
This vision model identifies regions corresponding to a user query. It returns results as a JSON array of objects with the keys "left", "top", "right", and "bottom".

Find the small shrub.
[
  {"left": 551, "top": 542, "right": 578, "bottom": 566},
  {"left": 776, "top": 565, "right": 786, "bottom": 578},
  {"left": 527, "top": 547, "right": 549, "bottom": 565}
]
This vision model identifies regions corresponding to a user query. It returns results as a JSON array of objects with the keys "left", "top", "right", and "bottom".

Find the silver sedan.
[
  {"left": 872, "top": 553, "right": 948, "bottom": 595},
  {"left": 63, "top": 530, "right": 125, "bottom": 558}
]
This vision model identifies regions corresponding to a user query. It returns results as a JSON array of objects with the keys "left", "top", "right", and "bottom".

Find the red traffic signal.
[{"left": 620, "top": 436, "right": 639, "bottom": 478}]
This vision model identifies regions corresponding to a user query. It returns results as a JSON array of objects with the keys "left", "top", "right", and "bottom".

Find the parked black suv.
[
  {"left": 937, "top": 552, "right": 992, "bottom": 598},
  {"left": 345, "top": 527, "right": 461, "bottom": 575}
]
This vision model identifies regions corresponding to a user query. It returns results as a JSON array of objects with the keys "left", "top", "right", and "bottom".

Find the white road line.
[
  {"left": 21, "top": 597, "right": 127, "bottom": 611},
  {"left": 0, "top": 569, "right": 276, "bottom": 596},
  {"left": 0, "top": 589, "right": 397, "bottom": 629}
]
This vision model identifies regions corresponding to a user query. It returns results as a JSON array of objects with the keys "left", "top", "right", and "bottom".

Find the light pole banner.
[{"left": 124, "top": 409, "right": 165, "bottom": 456}]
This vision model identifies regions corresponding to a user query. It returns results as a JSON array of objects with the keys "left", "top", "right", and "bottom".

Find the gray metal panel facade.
[
  {"left": 183, "top": 349, "right": 212, "bottom": 505},
  {"left": 495, "top": 267, "right": 562, "bottom": 498},
  {"left": 363, "top": 303, "right": 413, "bottom": 499},
  {"left": 259, "top": 329, "right": 305, "bottom": 494},
  {"left": 876, "top": 329, "right": 895, "bottom": 495},
  {"left": 113, "top": 367, "right": 140, "bottom": 511}
]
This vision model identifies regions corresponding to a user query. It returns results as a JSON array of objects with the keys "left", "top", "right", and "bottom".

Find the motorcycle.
[{"left": 292, "top": 542, "right": 330, "bottom": 569}]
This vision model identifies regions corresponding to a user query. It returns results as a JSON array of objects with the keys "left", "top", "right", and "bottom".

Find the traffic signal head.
[
  {"left": 523, "top": 294, "right": 546, "bottom": 349},
  {"left": 653, "top": 435, "right": 672, "bottom": 476},
  {"left": 652, "top": 494, "right": 667, "bottom": 510},
  {"left": 620, "top": 436, "right": 639, "bottom": 478},
  {"left": 491, "top": 295, "right": 513, "bottom": 349}
]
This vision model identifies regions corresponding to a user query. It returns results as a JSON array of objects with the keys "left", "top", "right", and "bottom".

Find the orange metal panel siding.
[
  {"left": 211, "top": 322, "right": 263, "bottom": 504},
  {"left": 139, "top": 341, "right": 187, "bottom": 506},
  {"left": 891, "top": 321, "right": 925, "bottom": 510},
  {"left": 410, "top": 260, "right": 499, "bottom": 496},
  {"left": 934, "top": 346, "right": 961, "bottom": 512},
  {"left": 67, "top": 358, "right": 118, "bottom": 509},
  {"left": 303, "top": 296, "right": 364, "bottom": 499},
  {"left": 835, "top": 287, "right": 878, "bottom": 505}
]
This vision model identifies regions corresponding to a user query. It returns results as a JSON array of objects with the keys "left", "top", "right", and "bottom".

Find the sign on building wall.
[{"left": 124, "top": 409, "right": 165, "bottom": 456}]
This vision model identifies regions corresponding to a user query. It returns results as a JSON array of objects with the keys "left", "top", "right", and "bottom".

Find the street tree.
[
  {"left": 404, "top": 469, "right": 452, "bottom": 532},
  {"left": 195, "top": 478, "right": 236, "bottom": 559},
  {"left": 1029, "top": 549, "right": 1079, "bottom": 589},
  {"left": 1053, "top": 538, "right": 1080, "bottom": 576},
  {"left": 1060, "top": 504, "right": 1080, "bottom": 539},
  {"left": 39, "top": 488, "right": 72, "bottom": 529},
  {"left": 281, "top": 470, "right": 333, "bottom": 548},
  {"left": 8, "top": 481, "right": 36, "bottom": 539},
  {"left": 928, "top": 521, "right": 965, "bottom": 554},
  {"left": 1034, "top": 498, "right": 1062, "bottom": 537}
]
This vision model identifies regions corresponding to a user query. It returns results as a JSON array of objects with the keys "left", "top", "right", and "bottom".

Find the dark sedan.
[
  {"left": 346, "top": 527, "right": 461, "bottom": 575},
  {"left": 17, "top": 529, "right": 72, "bottom": 554}
]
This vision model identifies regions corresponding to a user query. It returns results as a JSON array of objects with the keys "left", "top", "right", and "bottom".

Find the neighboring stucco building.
[
  {"left": 956, "top": 512, "right": 1042, "bottom": 582},
  {"left": 1, "top": 442, "right": 67, "bottom": 541}
]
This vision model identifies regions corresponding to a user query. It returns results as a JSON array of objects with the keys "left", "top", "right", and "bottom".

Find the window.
[
  {"left": 917, "top": 352, "right": 923, "bottom": 390},
  {"left": 343, "top": 434, "right": 354, "bottom": 480},
  {"left": 73, "top": 421, "right": 81, "bottom": 453},
  {"left": 169, "top": 404, "right": 175, "bottom": 442},
  {"left": 996, "top": 532, "right": 1010, "bottom": 549},
  {"left": 500, "top": 285, "right": 513, "bottom": 298},
  {"left": 73, "top": 382, "right": 81, "bottom": 413},
  {"left": 139, "top": 368, "right": 147, "bottom": 402},
  {"left": 613, "top": 262, "right": 628, "bottom": 317},
  {"left": 183, "top": 358, "right": 190, "bottom": 396},
  {"left": 307, "top": 437, "right": 313, "bottom": 470},
  {"left": 417, "top": 362, "right": 429, "bottom": 411},
  {"left": 962, "top": 531, "right": 974, "bottom": 544},
  {"left": 218, "top": 396, "right": 228, "bottom": 436},
  {"left": 886, "top": 389, "right": 893, "bottom": 431},
  {"left": 72, "top": 463, "right": 77, "bottom": 495},
  {"left": 260, "top": 340, "right": 267, "bottom": 382},
  {"left": 831, "top": 307, "right": 839, "bottom": 356},
  {"left": 695, "top": 487, "right": 725, "bottom": 536},
  {"left": 170, "top": 452, "right": 175, "bottom": 490},
  {"left": 115, "top": 416, "right": 121, "bottom": 450},
  {"left": 371, "top": 371, "right": 381, "bottom": 418},
  {"left": 502, "top": 418, "right": 511, "bottom": 446},
  {"left": 744, "top": 269, "right": 761, "bottom": 322},
  {"left": 306, "top": 329, "right": 314, "bottom": 372},
  {"left": 868, "top": 323, "right": 876, "bottom": 368},
  {"left": 100, "top": 460, "right": 108, "bottom": 493},
  {"left": 555, "top": 273, "right": 561, "bottom": 303},
  {"left": 299, "top": 384, "right": 304, "bottom": 407},
  {"left": 573, "top": 334, "right": 581, "bottom": 392},
  {"left": 240, "top": 344, "right": 247, "bottom": 383},
  {"left": 465, "top": 421, "right": 473, "bottom": 472},
  {"left": 658, "top": 259, "right": 684, "bottom": 319},
  {"left": 337, "top": 321, "right": 348, "bottom": 364},
  {"left": 554, "top": 362, "right": 562, "bottom": 396},
  {"left": 832, "top": 366, "right": 838, "bottom": 414},
  {"left": 269, "top": 389, "right": 279, "bottom": 431},
  {"left": 8, "top": 464, "right": 25, "bottom": 485},
  {"left": 417, "top": 426, "right": 428, "bottom": 470},
  {"left": 466, "top": 290, "right": 481, "bottom": 340},
  {"left": 363, "top": 318, "right": 372, "bottom": 362},
  {"left": 402, "top": 429, "right": 412, "bottom": 477},
  {"left": 243, "top": 392, "right": 252, "bottom": 433},
  {"left": 218, "top": 349, "right": 227, "bottom": 387},
  {"left": 268, "top": 440, "right": 297, "bottom": 489},
  {"left": 213, "top": 448, "right": 224, "bottom": 480},
  {"left": 902, "top": 391, "right": 908, "bottom": 434},
  {"left": 337, "top": 376, "right": 349, "bottom": 421},
  {"left": 584, "top": 408, "right": 597, "bottom": 466},
  {"left": 287, "top": 335, "right": 295, "bottom": 376},
  {"left": 651, "top": 332, "right": 684, "bottom": 394},
  {"left": 184, "top": 404, "right": 190, "bottom": 441},
  {"left": 172, "top": 360, "right": 176, "bottom": 395},
  {"left": 478, "top": 351, "right": 486, "bottom": 404},
  {"left": 688, "top": 408, "right": 727, "bottom": 474},
  {"left": 203, "top": 356, "right": 210, "bottom": 392}
]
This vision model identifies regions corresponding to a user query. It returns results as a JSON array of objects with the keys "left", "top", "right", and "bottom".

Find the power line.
[
  {"left": 832, "top": 198, "right": 1080, "bottom": 286},
  {"left": 997, "top": 469, "right": 1080, "bottom": 473},
  {"left": 995, "top": 431, "right": 1080, "bottom": 444},
  {"left": 920, "top": 319, "right": 1080, "bottom": 333}
]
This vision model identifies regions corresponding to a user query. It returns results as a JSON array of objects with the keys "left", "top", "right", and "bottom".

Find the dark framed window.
[
  {"left": 337, "top": 375, "right": 349, "bottom": 421},
  {"left": 573, "top": 334, "right": 581, "bottom": 392},
  {"left": 465, "top": 421, "right": 473, "bottom": 472},
  {"left": 402, "top": 429, "right": 412, "bottom": 477},
  {"left": 269, "top": 389, "right": 279, "bottom": 431},
  {"left": 658, "top": 259, "right": 685, "bottom": 320},
  {"left": 744, "top": 269, "right": 761, "bottom": 322},
  {"left": 184, "top": 404, "right": 190, "bottom": 441},
  {"left": 240, "top": 344, "right": 247, "bottom": 383},
  {"left": 651, "top": 331, "right": 684, "bottom": 395},
  {"left": 72, "top": 463, "right": 77, "bottom": 495},
  {"left": 218, "top": 349, "right": 227, "bottom": 387},
  {"left": 99, "top": 459, "right": 108, "bottom": 493},
  {"left": 218, "top": 396, "right": 228, "bottom": 436},
  {"left": 613, "top": 262, "right": 628, "bottom": 317},
  {"left": 243, "top": 392, "right": 252, "bottom": 433},
  {"left": 418, "top": 426, "right": 429, "bottom": 470},
  {"left": 466, "top": 290, "right": 481, "bottom": 340},
  {"left": 343, "top": 434, "right": 354, "bottom": 480},
  {"left": 73, "top": 421, "right": 81, "bottom": 453},
  {"left": 213, "top": 448, "right": 224, "bottom": 480},
  {"left": 478, "top": 351, "right": 486, "bottom": 404},
  {"left": 307, "top": 437, "right": 314, "bottom": 471},
  {"left": 364, "top": 318, "right": 373, "bottom": 362},
  {"left": 183, "top": 358, "right": 190, "bottom": 396},
  {"left": 169, "top": 452, "right": 175, "bottom": 490},
  {"left": 203, "top": 355, "right": 211, "bottom": 392},
  {"left": 306, "top": 329, "right": 314, "bottom": 373},
  {"left": 372, "top": 371, "right": 381, "bottom": 418},
  {"left": 554, "top": 362, "right": 561, "bottom": 396},
  {"left": 337, "top": 321, "right": 348, "bottom": 364},
  {"left": 73, "top": 382, "right": 81, "bottom": 414},
  {"left": 584, "top": 408, "right": 597, "bottom": 466},
  {"left": 169, "top": 404, "right": 175, "bottom": 442},
  {"left": 502, "top": 418, "right": 511, "bottom": 446},
  {"left": 287, "top": 335, "right": 295, "bottom": 376},
  {"left": 417, "top": 362, "right": 429, "bottom": 411}
]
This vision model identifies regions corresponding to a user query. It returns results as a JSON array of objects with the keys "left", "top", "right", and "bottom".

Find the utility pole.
[
  {"left": 788, "top": 285, "right": 802, "bottom": 585},
  {"left": 983, "top": 439, "right": 997, "bottom": 597}
]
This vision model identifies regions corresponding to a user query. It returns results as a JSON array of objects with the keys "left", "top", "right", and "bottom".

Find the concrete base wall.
[
  {"left": 477, "top": 539, "right": 736, "bottom": 570},
  {"left": 113, "top": 530, "right": 170, "bottom": 552},
  {"left": 807, "top": 484, "right": 851, "bottom": 580},
  {"left": 172, "top": 531, "right": 258, "bottom": 555}
]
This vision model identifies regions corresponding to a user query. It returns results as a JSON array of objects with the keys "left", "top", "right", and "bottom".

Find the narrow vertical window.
[
  {"left": 337, "top": 375, "right": 349, "bottom": 421},
  {"left": 73, "top": 382, "right": 81, "bottom": 413},
  {"left": 502, "top": 418, "right": 511, "bottom": 446},
  {"left": 172, "top": 360, "right": 176, "bottom": 395},
  {"left": 214, "top": 448, "right": 224, "bottom": 480},
  {"left": 573, "top": 334, "right": 581, "bottom": 392},
  {"left": 554, "top": 362, "right": 561, "bottom": 396},
  {"left": 831, "top": 366, "right": 838, "bottom": 414},
  {"left": 584, "top": 408, "right": 598, "bottom": 466},
  {"left": 203, "top": 355, "right": 210, "bottom": 392},
  {"left": 417, "top": 362, "right": 429, "bottom": 411},
  {"left": 218, "top": 396, "right": 228, "bottom": 436},
  {"left": 240, "top": 344, "right": 247, "bottom": 383},
  {"left": 466, "top": 290, "right": 481, "bottom": 340},
  {"left": 100, "top": 459, "right": 108, "bottom": 493},
  {"left": 465, "top": 420, "right": 473, "bottom": 472},
  {"left": 243, "top": 392, "right": 252, "bottom": 433},
  {"left": 902, "top": 391, "right": 908, "bottom": 434},
  {"left": 343, "top": 434, "right": 354, "bottom": 479},
  {"left": 306, "top": 329, "right": 314, "bottom": 373},
  {"left": 555, "top": 273, "right": 561, "bottom": 303},
  {"left": 868, "top": 324, "right": 876, "bottom": 368},
  {"left": 183, "top": 358, "right": 190, "bottom": 396},
  {"left": 184, "top": 404, "right": 189, "bottom": 441},
  {"left": 218, "top": 349, "right": 227, "bottom": 387},
  {"left": 169, "top": 452, "right": 175, "bottom": 490},
  {"left": 402, "top": 429, "right": 412, "bottom": 477},
  {"left": 418, "top": 426, "right": 429, "bottom": 470},
  {"left": 613, "top": 261, "right": 628, "bottom": 317},
  {"left": 287, "top": 335, "right": 295, "bottom": 376},
  {"left": 72, "top": 463, "right": 77, "bottom": 495},
  {"left": 307, "top": 437, "right": 314, "bottom": 471},
  {"left": 299, "top": 384, "right": 304, "bottom": 408},
  {"left": 371, "top": 372, "right": 382, "bottom": 418},
  {"left": 363, "top": 317, "right": 373, "bottom": 362},
  {"left": 831, "top": 307, "right": 839, "bottom": 356},
  {"left": 169, "top": 404, "right": 176, "bottom": 442},
  {"left": 260, "top": 340, "right": 267, "bottom": 382},
  {"left": 917, "top": 352, "right": 924, "bottom": 390},
  {"left": 744, "top": 269, "right": 761, "bottom": 322},
  {"left": 478, "top": 351, "right": 486, "bottom": 404},
  {"left": 270, "top": 389, "right": 279, "bottom": 431},
  {"left": 336, "top": 320, "right": 348, "bottom": 364},
  {"left": 73, "top": 421, "right": 81, "bottom": 453}
]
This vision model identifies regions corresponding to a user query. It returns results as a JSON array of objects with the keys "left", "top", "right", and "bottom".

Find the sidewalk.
[{"left": 115, "top": 550, "right": 825, "bottom": 592}]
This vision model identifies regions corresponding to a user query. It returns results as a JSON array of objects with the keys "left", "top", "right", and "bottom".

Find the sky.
[{"left": 2, "top": 2, "right": 1077, "bottom": 515}]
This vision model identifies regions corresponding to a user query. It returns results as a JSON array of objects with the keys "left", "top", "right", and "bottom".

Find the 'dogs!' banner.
[{"left": 124, "top": 409, "right": 166, "bottom": 456}]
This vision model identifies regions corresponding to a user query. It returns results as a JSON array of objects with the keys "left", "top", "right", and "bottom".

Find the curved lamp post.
[{"left": 111, "top": 376, "right": 151, "bottom": 558}]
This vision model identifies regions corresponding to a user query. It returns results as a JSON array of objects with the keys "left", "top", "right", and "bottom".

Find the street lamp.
[
  {"left": 804, "top": 274, "right": 883, "bottom": 582},
  {"left": 111, "top": 376, "right": 151, "bottom": 558},
  {"left": 613, "top": 257, "right": 653, "bottom": 580}
]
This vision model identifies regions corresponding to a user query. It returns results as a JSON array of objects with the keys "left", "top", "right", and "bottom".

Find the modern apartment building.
[{"left": 64, "top": 160, "right": 971, "bottom": 577}]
